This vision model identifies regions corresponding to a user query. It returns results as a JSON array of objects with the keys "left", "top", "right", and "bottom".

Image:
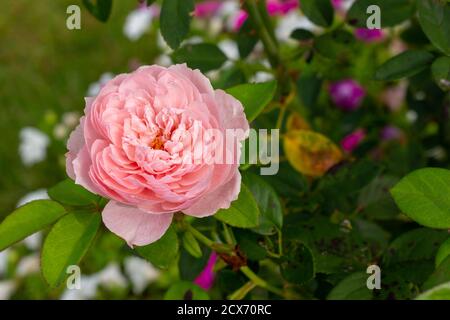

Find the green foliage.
[
  {"left": 391, "top": 168, "right": 450, "bottom": 229},
  {"left": 436, "top": 237, "right": 450, "bottom": 267},
  {"left": 226, "top": 81, "right": 277, "bottom": 122},
  {"left": 416, "top": 282, "right": 450, "bottom": 300},
  {"left": 41, "top": 211, "right": 101, "bottom": 287},
  {"left": 300, "top": 0, "right": 334, "bottom": 27},
  {"left": 48, "top": 179, "right": 100, "bottom": 206},
  {"left": 347, "top": 0, "right": 415, "bottom": 27},
  {"left": 374, "top": 50, "right": 435, "bottom": 81},
  {"left": 172, "top": 43, "right": 227, "bottom": 73},
  {"left": 0, "top": 200, "right": 66, "bottom": 251},
  {"left": 215, "top": 183, "right": 260, "bottom": 228},
  {"left": 327, "top": 272, "right": 373, "bottom": 300},
  {"left": 418, "top": 0, "right": 450, "bottom": 56},
  {"left": 160, "top": 0, "right": 194, "bottom": 50},
  {"left": 243, "top": 172, "right": 283, "bottom": 235},
  {"left": 136, "top": 225, "right": 179, "bottom": 269},
  {"left": 164, "top": 281, "right": 210, "bottom": 300},
  {"left": 82, "top": 0, "right": 113, "bottom": 22}
]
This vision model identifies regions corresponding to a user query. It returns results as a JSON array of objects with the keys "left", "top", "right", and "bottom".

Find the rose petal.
[
  {"left": 183, "top": 172, "right": 241, "bottom": 217},
  {"left": 102, "top": 201, "right": 173, "bottom": 247}
]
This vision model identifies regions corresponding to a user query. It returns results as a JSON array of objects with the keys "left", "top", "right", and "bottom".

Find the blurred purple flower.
[
  {"left": 341, "top": 129, "right": 366, "bottom": 153},
  {"left": 329, "top": 79, "right": 366, "bottom": 111},
  {"left": 380, "top": 125, "right": 402, "bottom": 142},
  {"left": 194, "top": 252, "right": 218, "bottom": 290},
  {"left": 194, "top": 1, "right": 223, "bottom": 18},
  {"left": 354, "top": 28, "right": 384, "bottom": 42}
]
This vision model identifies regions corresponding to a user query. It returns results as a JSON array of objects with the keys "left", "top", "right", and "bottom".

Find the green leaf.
[
  {"left": 290, "top": 28, "right": 315, "bottom": 41},
  {"left": 214, "top": 183, "right": 260, "bottom": 228},
  {"left": 237, "top": 19, "right": 258, "bottom": 59},
  {"left": 347, "top": 0, "right": 415, "bottom": 28},
  {"left": 416, "top": 281, "right": 450, "bottom": 300},
  {"left": 171, "top": 43, "right": 227, "bottom": 73},
  {"left": 234, "top": 229, "right": 267, "bottom": 261},
  {"left": 242, "top": 172, "right": 283, "bottom": 235},
  {"left": 383, "top": 228, "right": 448, "bottom": 267},
  {"left": 436, "top": 237, "right": 450, "bottom": 268},
  {"left": 182, "top": 231, "right": 202, "bottom": 258},
  {"left": 327, "top": 272, "right": 373, "bottom": 300},
  {"left": 136, "top": 225, "right": 179, "bottom": 269},
  {"left": 296, "top": 68, "right": 322, "bottom": 109},
  {"left": 432, "top": 56, "right": 450, "bottom": 90},
  {"left": 281, "top": 242, "right": 315, "bottom": 284},
  {"left": 160, "top": 0, "right": 194, "bottom": 50},
  {"left": 41, "top": 211, "right": 101, "bottom": 287},
  {"left": 164, "top": 281, "right": 210, "bottom": 300},
  {"left": 48, "top": 179, "right": 100, "bottom": 206},
  {"left": 0, "top": 200, "right": 66, "bottom": 251},
  {"left": 418, "top": 0, "right": 450, "bottom": 56},
  {"left": 391, "top": 168, "right": 450, "bottom": 229},
  {"left": 226, "top": 81, "right": 277, "bottom": 122},
  {"left": 314, "top": 30, "right": 356, "bottom": 60},
  {"left": 423, "top": 256, "right": 450, "bottom": 291},
  {"left": 374, "top": 50, "right": 434, "bottom": 81},
  {"left": 82, "top": 0, "right": 112, "bottom": 22},
  {"left": 300, "top": 0, "right": 334, "bottom": 27}
]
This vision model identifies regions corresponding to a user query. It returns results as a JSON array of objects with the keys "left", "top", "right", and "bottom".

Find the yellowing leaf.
[
  {"left": 283, "top": 130, "right": 343, "bottom": 177},
  {"left": 286, "top": 113, "right": 311, "bottom": 132}
]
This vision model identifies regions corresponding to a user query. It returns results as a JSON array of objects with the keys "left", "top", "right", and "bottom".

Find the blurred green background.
[{"left": 0, "top": 0, "right": 161, "bottom": 216}]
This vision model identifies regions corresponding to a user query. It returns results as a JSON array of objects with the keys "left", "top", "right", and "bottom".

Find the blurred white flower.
[
  {"left": 16, "top": 254, "right": 40, "bottom": 277},
  {"left": 22, "top": 232, "right": 42, "bottom": 251},
  {"left": 62, "top": 112, "right": 80, "bottom": 128},
  {"left": 124, "top": 256, "right": 160, "bottom": 295},
  {"left": 19, "top": 127, "right": 50, "bottom": 167},
  {"left": 218, "top": 39, "right": 239, "bottom": 61},
  {"left": 87, "top": 72, "right": 115, "bottom": 97},
  {"left": 275, "top": 11, "right": 317, "bottom": 42},
  {"left": 154, "top": 54, "right": 172, "bottom": 67},
  {"left": 250, "top": 71, "right": 275, "bottom": 83},
  {"left": 60, "top": 262, "right": 127, "bottom": 300},
  {"left": 123, "top": 7, "right": 153, "bottom": 41},
  {"left": 406, "top": 110, "right": 418, "bottom": 123},
  {"left": 97, "top": 263, "right": 128, "bottom": 289},
  {"left": 0, "top": 281, "right": 16, "bottom": 300},
  {"left": 53, "top": 123, "right": 68, "bottom": 140}
]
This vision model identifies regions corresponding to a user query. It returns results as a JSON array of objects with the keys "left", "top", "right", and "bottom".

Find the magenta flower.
[
  {"left": 329, "top": 79, "right": 366, "bottom": 111},
  {"left": 194, "top": 252, "right": 218, "bottom": 290},
  {"left": 232, "top": 0, "right": 298, "bottom": 31},
  {"left": 267, "top": 0, "right": 299, "bottom": 15},
  {"left": 194, "top": 1, "right": 223, "bottom": 18},
  {"left": 341, "top": 129, "right": 366, "bottom": 153},
  {"left": 232, "top": 10, "right": 249, "bottom": 31},
  {"left": 380, "top": 125, "right": 402, "bottom": 142},
  {"left": 354, "top": 28, "right": 384, "bottom": 42},
  {"left": 331, "top": 0, "right": 344, "bottom": 10}
]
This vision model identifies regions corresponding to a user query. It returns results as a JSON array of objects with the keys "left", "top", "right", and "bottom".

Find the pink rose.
[{"left": 66, "top": 64, "right": 249, "bottom": 246}]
